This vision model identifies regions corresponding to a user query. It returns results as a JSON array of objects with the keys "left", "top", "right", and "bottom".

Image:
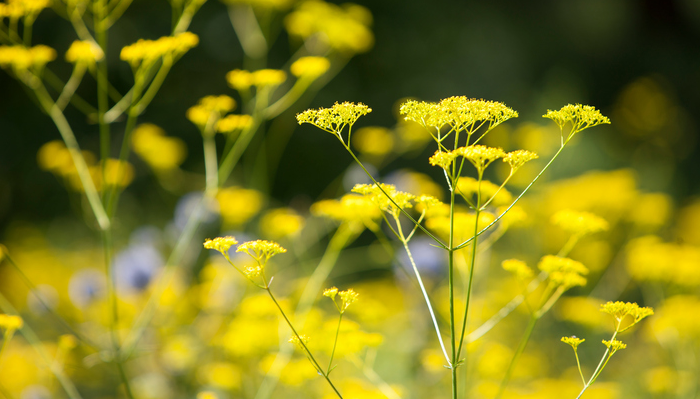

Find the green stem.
[
  {"left": 495, "top": 315, "right": 537, "bottom": 399},
  {"left": 265, "top": 288, "right": 344, "bottom": 399},
  {"left": 456, "top": 206, "right": 480, "bottom": 360},
  {"left": 454, "top": 145, "right": 566, "bottom": 251},
  {"left": 448, "top": 170, "right": 458, "bottom": 399},
  {"left": 56, "top": 63, "right": 87, "bottom": 112},
  {"left": 576, "top": 331, "right": 619, "bottom": 399},
  {"left": 203, "top": 134, "right": 219, "bottom": 196},
  {"left": 31, "top": 82, "right": 110, "bottom": 230},
  {"left": 327, "top": 312, "right": 343, "bottom": 375}
]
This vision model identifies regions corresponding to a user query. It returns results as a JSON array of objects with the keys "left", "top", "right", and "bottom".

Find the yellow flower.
[
  {"left": 187, "top": 95, "right": 236, "bottom": 131},
  {"left": 602, "top": 339, "right": 626, "bottom": 353},
  {"left": 538, "top": 255, "right": 589, "bottom": 289},
  {"left": 0, "top": 314, "right": 23, "bottom": 330},
  {"left": 352, "top": 126, "right": 394, "bottom": 156},
  {"left": 297, "top": 101, "right": 372, "bottom": 142},
  {"left": 503, "top": 149, "right": 538, "bottom": 171},
  {"left": 551, "top": 209, "right": 609, "bottom": 236},
  {"left": 220, "top": 0, "right": 292, "bottom": 10},
  {"left": 428, "top": 150, "right": 457, "bottom": 170},
  {"left": 501, "top": 259, "right": 533, "bottom": 280},
  {"left": 455, "top": 145, "right": 506, "bottom": 173},
  {"left": 399, "top": 99, "right": 451, "bottom": 132},
  {"left": 252, "top": 69, "right": 287, "bottom": 87},
  {"left": 352, "top": 183, "right": 414, "bottom": 218},
  {"left": 226, "top": 69, "right": 253, "bottom": 91},
  {"left": 311, "top": 194, "right": 381, "bottom": 226},
  {"left": 120, "top": 32, "right": 198, "bottom": 68},
  {"left": 259, "top": 208, "right": 305, "bottom": 239},
  {"left": 323, "top": 286, "right": 338, "bottom": 300},
  {"left": 456, "top": 177, "right": 512, "bottom": 207},
  {"left": 203, "top": 236, "right": 239, "bottom": 254},
  {"left": 543, "top": 103, "right": 610, "bottom": 143},
  {"left": 237, "top": 240, "right": 287, "bottom": 264},
  {"left": 285, "top": 0, "right": 374, "bottom": 54},
  {"left": 561, "top": 336, "right": 585, "bottom": 350},
  {"left": 65, "top": 40, "right": 104, "bottom": 66},
  {"left": 439, "top": 96, "right": 518, "bottom": 133},
  {"left": 0, "top": 44, "right": 55, "bottom": 71},
  {"left": 131, "top": 123, "right": 187, "bottom": 171},
  {"left": 290, "top": 56, "right": 331, "bottom": 79},
  {"left": 217, "top": 186, "right": 264, "bottom": 226},
  {"left": 600, "top": 301, "right": 654, "bottom": 327},
  {"left": 216, "top": 114, "right": 253, "bottom": 134}
]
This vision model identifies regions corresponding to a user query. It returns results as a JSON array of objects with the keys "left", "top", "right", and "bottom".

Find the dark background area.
[{"left": 1, "top": 0, "right": 699, "bottom": 235}]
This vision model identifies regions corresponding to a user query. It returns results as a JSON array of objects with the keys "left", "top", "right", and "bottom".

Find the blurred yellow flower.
[
  {"left": 259, "top": 208, "right": 305, "bottom": 239},
  {"left": 217, "top": 186, "right": 264, "bottom": 226},
  {"left": 352, "top": 126, "right": 395, "bottom": 156},
  {"left": 65, "top": 40, "right": 104, "bottom": 66},
  {"left": 290, "top": 56, "right": 331, "bottom": 78},
  {"left": 131, "top": 123, "right": 187, "bottom": 171}
]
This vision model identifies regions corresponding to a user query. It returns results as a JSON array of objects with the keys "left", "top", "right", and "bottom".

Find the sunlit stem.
[
  {"left": 495, "top": 315, "right": 537, "bottom": 399},
  {"left": 574, "top": 348, "right": 586, "bottom": 385},
  {"left": 399, "top": 228, "right": 451, "bottom": 366},
  {"left": 56, "top": 63, "right": 87, "bottom": 111},
  {"left": 265, "top": 288, "right": 344, "bottom": 399},
  {"left": 31, "top": 81, "right": 110, "bottom": 230},
  {"left": 576, "top": 330, "right": 620, "bottom": 399},
  {"left": 345, "top": 148, "right": 448, "bottom": 249},
  {"left": 454, "top": 145, "right": 566, "bottom": 251},
  {"left": 327, "top": 312, "right": 343, "bottom": 375}
]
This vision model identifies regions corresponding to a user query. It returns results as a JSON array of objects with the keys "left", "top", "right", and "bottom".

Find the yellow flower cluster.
[
  {"left": 216, "top": 114, "right": 253, "bottom": 134},
  {"left": 225, "top": 69, "right": 287, "bottom": 91},
  {"left": 503, "top": 149, "right": 539, "bottom": 171},
  {"left": 538, "top": 255, "right": 588, "bottom": 289},
  {"left": 131, "top": 123, "right": 187, "bottom": 171},
  {"left": 600, "top": 301, "right": 654, "bottom": 328},
  {"left": 186, "top": 95, "right": 236, "bottom": 130},
  {"left": 36, "top": 141, "right": 134, "bottom": 191},
  {"left": 120, "top": 32, "right": 199, "bottom": 68},
  {"left": 311, "top": 194, "right": 381, "bottom": 225},
  {"left": 352, "top": 183, "right": 414, "bottom": 218},
  {"left": 296, "top": 101, "right": 372, "bottom": 141},
  {"left": 352, "top": 126, "right": 394, "bottom": 156},
  {"left": 236, "top": 240, "right": 287, "bottom": 264},
  {"left": 551, "top": 209, "right": 609, "bottom": 236},
  {"left": 400, "top": 97, "right": 518, "bottom": 137},
  {"left": 0, "top": 314, "right": 23, "bottom": 330},
  {"left": 259, "top": 208, "right": 305, "bottom": 239},
  {"left": 501, "top": 259, "right": 533, "bottom": 280},
  {"left": 290, "top": 56, "right": 331, "bottom": 79},
  {"left": 203, "top": 236, "right": 239, "bottom": 255},
  {"left": 626, "top": 235, "right": 700, "bottom": 287},
  {"left": 602, "top": 339, "right": 626, "bottom": 353},
  {"left": 651, "top": 295, "right": 700, "bottom": 340},
  {"left": 324, "top": 286, "right": 359, "bottom": 313},
  {"left": 0, "top": 0, "right": 50, "bottom": 18},
  {"left": 217, "top": 186, "right": 264, "bottom": 226},
  {"left": 560, "top": 336, "right": 585, "bottom": 350},
  {"left": 285, "top": 0, "right": 374, "bottom": 54},
  {"left": 65, "top": 40, "right": 104, "bottom": 66},
  {"left": 0, "top": 45, "right": 55, "bottom": 72},
  {"left": 456, "top": 145, "right": 507, "bottom": 173},
  {"left": 543, "top": 104, "right": 610, "bottom": 143}
]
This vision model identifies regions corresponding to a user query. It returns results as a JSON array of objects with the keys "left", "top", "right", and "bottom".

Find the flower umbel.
[
  {"left": 325, "top": 287, "right": 359, "bottom": 313},
  {"left": 203, "top": 236, "right": 239, "bottom": 255},
  {"left": 561, "top": 336, "right": 585, "bottom": 350},
  {"left": 543, "top": 104, "right": 610, "bottom": 144},
  {"left": 296, "top": 102, "right": 372, "bottom": 145},
  {"left": 237, "top": 240, "right": 287, "bottom": 265}
]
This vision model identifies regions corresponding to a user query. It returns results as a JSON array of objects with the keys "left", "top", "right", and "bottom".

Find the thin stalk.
[
  {"left": 95, "top": 0, "right": 111, "bottom": 204},
  {"left": 576, "top": 330, "right": 619, "bottom": 399},
  {"left": 448, "top": 167, "right": 458, "bottom": 399},
  {"left": 347, "top": 354, "right": 402, "bottom": 399},
  {"left": 0, "top": 294, "right": 83, "bottom": 399},
  {"left": 265, "top": 288, "right": 344, "bottom": 399},
  {"left": 203, "top": 135, "right": 219, "bottom": 195},
  {"left": 455, "top": 145, "right": 566, "bottom": 251},
  {"left": 1, "top": 250, "right": 97, "bottom": 349},
  {"left": 346, "top": 149, "right": 447, "bottom": 249},
  {"left": 56, "top": 63, "right": 87, "bottom": 111},
  {"left": 255, "top": 224, "right": 357, "bottom": 399},
  {"left": 31, "top": 82, "right": 110, "bottom": 230},
  {"left": 456, "top": 204, "right": 480, "bottom": 360},
  {"left": 327, "top": 313, "right": 343, "bottom": 375},
  {"left": 401, "top": 236, "right": 450, "bottom": 365},
  {"left": 495, "top": 315, "right": 537, "bottom": 399}
]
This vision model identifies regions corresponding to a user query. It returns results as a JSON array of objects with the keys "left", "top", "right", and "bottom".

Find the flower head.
[
  {"left": 543, "top": 104, "right": 610, "bottom": 143},
  {"left": 323, "top": 286, "right": 338, "bottom": 300},
  {"left": 600, "top": 301, "right": 654, "bottom": 329},
  {"left": 0, "top": 314, "right": 23, "bottom": 331},
  {"left": 602, "top": 339, "right": 627, "bottom": 354},
  {"left": 237, "top": 240, "right": 287, "bottom": 264},
  {"left": 352, "top": 183, "right": 414, "bottom": 218},
  {"left": 455, "top": 145, "right": 506, "bottom": 173},
  {"left": 203, "top": 236, "right": 239, "bottom": 255},
  {"left": 297, "top": 102, "right": 372, "bottom": 143},
  {"left": 291, "top": 56, "right": 331, "bottom": 79},
  {"left": 502, "top": 259, "right": 533, "bottom": 280},
  {"left": 551, "top": 209, "right": 609, "bottom": 236},
  {"left": 561, "top": 336, "right": 585, "bottom": 350},
  {"left": 503, "top": 149, "right": 539, "bottom": 171},
  {"left": 65, "top": 40, "right": 104, "bottom": 67}
]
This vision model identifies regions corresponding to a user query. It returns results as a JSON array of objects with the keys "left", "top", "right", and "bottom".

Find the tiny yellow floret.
[
  {"left": 0, "top": 314, "right": 23, "bottom": 330},
  {"left": 291, "top": 56, "right": 330, "bottom": 78}
]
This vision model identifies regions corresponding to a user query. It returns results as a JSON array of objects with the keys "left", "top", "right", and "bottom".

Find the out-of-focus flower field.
[{"left": 1, "top": 1, "right": 699, "bottom": 399}]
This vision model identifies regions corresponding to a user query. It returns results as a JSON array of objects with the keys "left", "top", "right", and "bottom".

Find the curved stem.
[
  {"left": 327, "top": 313, "right": 343, "bottom": 375},
  {"left": 455, "top": 145, "right": 566, "bottom": 251}
]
